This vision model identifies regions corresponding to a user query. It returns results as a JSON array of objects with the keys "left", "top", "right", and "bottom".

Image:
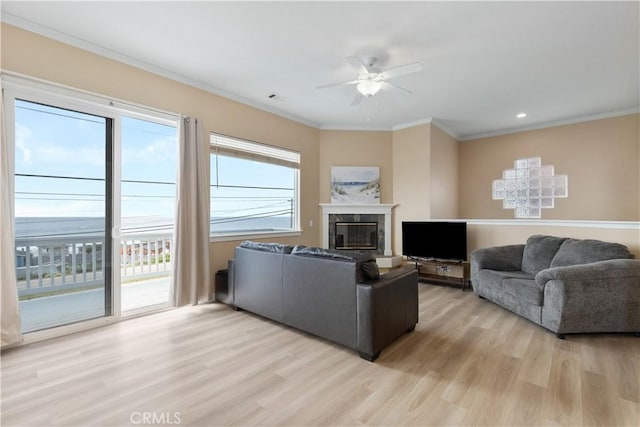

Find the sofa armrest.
[
  {"left": 538, "top": 259, "right": 640, "bottom": 334},
  {"left": 470, "top": 244, "right": 525, "bottom": 281},
  {"left": 356, "top": 267, "right": 419, "bottom": 360},
  {"left": 536, "top": 259, "right": 640, "bottom": 285}
]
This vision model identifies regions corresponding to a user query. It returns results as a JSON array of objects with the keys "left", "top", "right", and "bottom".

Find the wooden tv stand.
[{"left": 410, "top": 258, "right": 470, "bottom": 291}]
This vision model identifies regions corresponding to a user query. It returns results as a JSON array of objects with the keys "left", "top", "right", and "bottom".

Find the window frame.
[
  {"left": 3, "top": 72, "right": 179, "bottom": 344},
  {"left": 209, "top": 133, "right": 301, "bottom": 242}
]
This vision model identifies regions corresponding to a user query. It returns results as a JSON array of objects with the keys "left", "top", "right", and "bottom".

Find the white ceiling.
[{"left": 2, "top": 1, "right": 638, "bottom": 140}]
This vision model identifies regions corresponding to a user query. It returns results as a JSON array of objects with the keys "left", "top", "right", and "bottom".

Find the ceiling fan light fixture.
[{"left": 357, "top": 80, "right": 382, "bottom": 97}]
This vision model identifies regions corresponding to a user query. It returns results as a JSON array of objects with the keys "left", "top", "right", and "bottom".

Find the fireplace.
[
  {"left": 320, "top": 203, "right": 396, "bottom": 256},
  {"left": 334, "top": 222, "right": 378, "bottom": 250}
]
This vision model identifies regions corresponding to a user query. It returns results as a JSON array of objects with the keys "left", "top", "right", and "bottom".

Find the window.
[
  {"left": 5, "top": 74, "right": 178, "bottom": 337},
  {"left": 210, "top": 133, "right": 300, "bottom": 237}
]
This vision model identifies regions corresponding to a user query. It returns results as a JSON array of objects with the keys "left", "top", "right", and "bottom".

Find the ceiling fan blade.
[
  {"left": 316, "top": 79, "right": 359, "bottom": 90},
  {"left": 380, "top": 62, "right": 423, "bottom": 80},
  {"left": 351, "top": 93, "right": 364, "bottom": 106},
  {"left": 345, "top": 56, "right": 371, "bottom": 74},
  {"left": 382, "top": 80, "right": 412, "bottom": 95}
]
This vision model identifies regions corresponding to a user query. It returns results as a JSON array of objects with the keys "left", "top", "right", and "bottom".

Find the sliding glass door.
[
  {"left": 8, "top": 81, "right": 179, "bottom": 334},
  {"left": 14, "top": 99, "right": 112, "bottom": 333},
  {"left": 120, "top": 116, "right": 176, "bottom": 313}
]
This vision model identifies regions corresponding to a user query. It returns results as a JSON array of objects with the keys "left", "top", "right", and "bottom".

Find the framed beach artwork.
[{"left": 331, "top": 166, "right": 380, "bottom": 204}]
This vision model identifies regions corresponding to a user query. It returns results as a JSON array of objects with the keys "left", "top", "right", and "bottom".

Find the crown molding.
[
  {"left": 391, "top": 117, "right": 432, "bottom": 131},
  {"left": 459, "top": 107, "right": 640, "bottom": 141},
  {"left": 318, "top": 124, "right": 394, "bottom": 131},
  {"left": 1, "top": 13, "right": 319, "bottom": 129}
]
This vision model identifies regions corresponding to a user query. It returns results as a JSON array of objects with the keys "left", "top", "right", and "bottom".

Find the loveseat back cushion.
[
  {"left": 291, "top": 246, "right": 374, "bottom": 262},
  {"left": 521, "top": 235, "right": 567, "bottom": 275},
  {"left": 550, "top": 238, "right": 634, "bottom": 268},
  {"left": 291, "top": 246, "right": 379, "bottom": 280},
  {"left": 240, "top": 240, "right": 293, "bottom": 254}
]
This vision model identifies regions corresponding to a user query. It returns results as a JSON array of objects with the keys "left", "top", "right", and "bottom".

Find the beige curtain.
[
  {"left": 1, "top": 86, "right": 23, "bottom": 346},
  {"left": 170, "top": 116, "right": 211, "bottom": 306}
]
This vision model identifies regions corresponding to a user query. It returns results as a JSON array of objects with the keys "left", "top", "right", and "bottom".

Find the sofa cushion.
[
  {"left": 291, "top": 246, "right": 379, "bottom": 280},
  {"left": 291, "top": 246, "right": 374, "bottom": 262},
  {"left": 240, "top": 240, "right": 293, "bottom": 254},
  {"left": 476, "top": 269, "right": 535, "bottom": 292},
  {"left": 521, "top": 235, "right": 567, "bottom": 275},
  {"left": 502, "top": 278, "right": 544, "bottom": 306},
  {"left": 550, "top": 238, "right": 634, "bottom": 268}
]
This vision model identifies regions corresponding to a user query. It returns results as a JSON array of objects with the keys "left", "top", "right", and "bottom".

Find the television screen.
[{"left": 401, "top": 221, "right": 467, "bottom": 261}]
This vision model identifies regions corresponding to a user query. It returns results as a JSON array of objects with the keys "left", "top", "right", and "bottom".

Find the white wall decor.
[
  {"left": 492, "top": 157, "right": 568, "bottom": 218},
  {"left": 331, "top": 166, "right": 380, "bottom": 204}
]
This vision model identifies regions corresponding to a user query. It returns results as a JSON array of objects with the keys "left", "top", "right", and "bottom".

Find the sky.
[
  {"left": 14, "top": 99, "right": 296, "bottom": 233},
  {"left": 14, "top": 100, "right": 177, "bottom": 222}
]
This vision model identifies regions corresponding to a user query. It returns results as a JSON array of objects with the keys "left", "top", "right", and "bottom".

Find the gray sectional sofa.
[
  {"left": 471, "top": 235, "right": 640, "bottom": 337},
  {"left": 228, "top": 241, "right": 419, "bottom": 361}
]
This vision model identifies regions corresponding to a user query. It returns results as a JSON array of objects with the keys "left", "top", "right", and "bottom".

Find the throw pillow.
[{"left": 360, "top": 260, "right": 380, "bottom": 280}]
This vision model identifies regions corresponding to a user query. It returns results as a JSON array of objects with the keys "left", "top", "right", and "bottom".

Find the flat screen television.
[{"left": 402, "top": 221, "right": 467, "bottom": 261}]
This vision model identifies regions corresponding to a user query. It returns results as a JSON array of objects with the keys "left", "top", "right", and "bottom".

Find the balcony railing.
[
  {"left": 15, "top": 233, "right": 172, "bottom": 298},
  {"left": 120, "top": 233, "right": 172, "bottom": 280}
]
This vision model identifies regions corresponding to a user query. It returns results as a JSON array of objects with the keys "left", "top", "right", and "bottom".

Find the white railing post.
[
  {"left": 25, "top": 246, "right": 31, "bottom": 290},
  {"left": 92, "top": 241, "right": 97, "bottom": 280},
  {"left": 49, "top": 244, "right": 55, "bottom": 287},
  {"left": 61, "top": 244, "right": 66, "bottom": 285},
  {"left": 82, "top": 243, "right": 87, "bottom": 283},
  {"left": 37, "top": 246, "right": 43, "bottom": 288}
]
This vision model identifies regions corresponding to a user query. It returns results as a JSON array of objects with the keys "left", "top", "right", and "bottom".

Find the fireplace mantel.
[{"left": 320, "top": 203, "right": 397, "bottom": 256}]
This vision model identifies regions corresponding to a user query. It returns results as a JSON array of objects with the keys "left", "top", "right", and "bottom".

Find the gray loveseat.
[
  {"left": 228, "top": 241, "right": 419, "bottom": 361},
  {"left": 471, "top": 235, "right": 640, "bottom": 338}
]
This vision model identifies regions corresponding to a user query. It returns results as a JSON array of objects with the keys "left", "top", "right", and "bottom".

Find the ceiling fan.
[{"left": 316, "top": 56, "right": 423, "bottom": 106}]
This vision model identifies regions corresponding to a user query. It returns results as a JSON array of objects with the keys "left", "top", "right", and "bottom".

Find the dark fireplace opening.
[{"left": 334, "top": 222, "right": 378, "bottom": 250}]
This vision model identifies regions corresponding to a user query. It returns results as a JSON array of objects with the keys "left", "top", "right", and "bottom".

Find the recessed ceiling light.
[{"left": 516, "top": 112, "right": 527, "bottom": 118}]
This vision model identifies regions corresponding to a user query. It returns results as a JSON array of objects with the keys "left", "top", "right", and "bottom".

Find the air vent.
[{"left": 267, "top": 93, "right": 286, "bottom": 102}]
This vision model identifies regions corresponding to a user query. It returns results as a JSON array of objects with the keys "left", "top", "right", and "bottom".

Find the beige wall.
[
  {"left": 459, "top": 114, "right": 640, "bottom": 221},
  {"left": 430, "top": 124, "right": 459, "bottom": 219},
  {"left": 459, "top": 114, "right": 639, "bottom": 259},
  {"left": 318, "top": 130, "right": 393, "bottom": 204},
  {"left": 468, "top": 223, "right": 640, "bottom": 259},
  {"left": 1, "top": 23, "right": 321, "bottom": 275},
  {"left": 318, "top": 129, "right": 393, "bottom": 247},
  {"left": 391, "top": 124, "right": 431, "bottom": 254}
]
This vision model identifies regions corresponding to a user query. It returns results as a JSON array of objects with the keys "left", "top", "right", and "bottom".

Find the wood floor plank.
[
  {"left": 545, "top": 347, "right": 584, "bottom": 425},
  {"left": 500, "top": 379, "right": 546, "bottom": 426},
  {"left": 2, "top": 283, "right": 639, "bottom": 426}
]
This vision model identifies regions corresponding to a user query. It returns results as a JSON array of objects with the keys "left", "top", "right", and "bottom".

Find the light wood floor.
[{"left": 2, "top": 283, "right": 639, "bottom": 426}]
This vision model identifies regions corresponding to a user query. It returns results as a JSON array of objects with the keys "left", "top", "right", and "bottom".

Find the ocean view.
[{"left": 15, "top": 216, "right": 293, "bottom": 238}]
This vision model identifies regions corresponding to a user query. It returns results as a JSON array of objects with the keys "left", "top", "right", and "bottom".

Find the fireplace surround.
[{"left": 320, "top": 204, "right": 396, "bottom": 256}]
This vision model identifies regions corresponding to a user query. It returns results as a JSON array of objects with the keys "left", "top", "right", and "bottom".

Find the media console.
[{"left": 409, "top": 258, "right": 470, "bottom": 291}]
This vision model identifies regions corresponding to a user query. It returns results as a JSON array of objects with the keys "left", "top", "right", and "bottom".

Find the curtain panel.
[
  {"left": 1, "top": 87, "right": 23, "bottom": 346},
  {"left": 170, "top": 116, "right": 211, "bottom": 306}
]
